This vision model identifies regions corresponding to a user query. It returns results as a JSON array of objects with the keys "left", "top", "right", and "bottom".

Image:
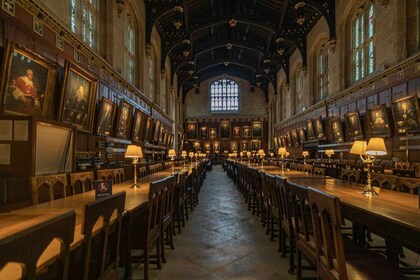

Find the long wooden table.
[
  {"left": 0, "top": 165, "right": 194, "bottom": 279},
  {"left": 251, "top": 165, "right": 330, "bottom": 180},
  {"left": 287, "top": 177, "right": 420, "bottom": 267}
]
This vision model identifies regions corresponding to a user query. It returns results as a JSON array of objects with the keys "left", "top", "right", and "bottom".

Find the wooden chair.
[
  {"left": 303, "top": 164, "right": 313, "bottom": 173},
  {"left": 395, "top": 177, "right": 420, "bottom": 194},
  {"left": 113, "top": 168, "right": 125, "bottom": 184},
  {"left": 287, "top": 181, "right": 315, "bottom": 279},
  {"left": 276, "top": 176, "right": 296, "bottom": 274},
  {"left": 264, "top": 173, "right": 278, "bottom": 241},
  {"left": 0, "top": 210, "right": 76, "bottom": 280},
  {"left": 369, "top": 166, "right": 385, "bottom": 174},
  {"left": 81, "top": 191, "right": 126, "bottom": 280},
  {"left": 96, "top": 169, "right": 114, "bottom": 182},
  {"left": 307, "top": 187, "right": 407, "bottom": 280},
  {"left": 68, "top": 171, "right": 94, "bottom": 194},
  {"left": 395, "top": 161, "right": 411, "bottom": 170},
  {"left": 341, "top": 169, "right": 360, "bottom": 183},
  {"left": 160, "top": 175, "right": 177, "bottom": 263},
  {"left": 131, "top": 176, "right": 171, "bottom": 280},
  {"left": 313, "top": 167, "right": 325, "bottom": 176},
  {"left": 260, "top": 172, "right": 272, "bottom": 235},
  {"left": 138, "top": 166, "right": 148, "bottom": 178},
  {"left": 31, "top": 174, "right": 68, "bottom": 204},
  {"left": 370, "top": 173, "right": 397, "bottom": 190},
  {"left": 174, "top": 172, "right": 189, "bottom": 234}
]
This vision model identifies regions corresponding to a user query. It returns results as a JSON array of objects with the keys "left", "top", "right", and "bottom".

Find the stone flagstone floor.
[{"left": 131, "top": 165, "right": 296, "bottom": 280}]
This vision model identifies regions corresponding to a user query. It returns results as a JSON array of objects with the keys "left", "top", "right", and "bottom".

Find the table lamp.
[
  {"left": 194, "top": 152, "right": 198, "bottom": 163},
  {"left": 302, "top": 151, "right": 309, "bottom": 165},
  {"left": 125, "top": 145, "right": 143, "bottom": 188},
  {"left": 168, "top": 149, "right": 176, "bottom": 174},
  {"left": 246, "top": 151, "right": 251, "bottom": 165},
  {"left": 240, "top": 151, "right": 244, "bottom": 162},
  {"left": 350, "top": 138, "right": 387, "bottom": 195},
  {"left": 181, "top": 150, "right": 187, "bottom": 167},
  {"left": 325, "top": 149, "right": 335, "bottom": 162},
  {"left": 258, "top": 149, "right": 265, "bottom": 167},
  {"left": 189, "top": 151, "right": 194, "bottom": 163},
  {"left": 278, "top": 147, "right": 287, "bottom": 172}
]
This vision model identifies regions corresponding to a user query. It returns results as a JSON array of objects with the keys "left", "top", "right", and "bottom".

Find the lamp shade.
[
  {"left": 349, "top": 140, "right": 367, "bottom": 155},
  {"left": 246, "top": 151, "right": 251, "bottom": 157},
  {"left": 325, "top": 149, "right": 335, "bottom": 156},
  {"left": 278, "top": 147, "right": 287, "bottom": 155},
  {"left": 125, "top": 145, "right": 143, "bottom": 158},
  {"left": 181, "top": 150, "right": 187, "bottom": 157},
  {"left": 168, "top": 149, "right": 176, "bottom": 157},
  {"left": 258, "top": 149, "right": 265, "bottom": 156},
  {"left": 188, "top": 152, "right": 194, "bottom": 157},
  {"left": 366, "top": 138, "right": 387, "bottom": 156},
  {"left": 302, "top": 151, "right": 309, "bottom": 157}
]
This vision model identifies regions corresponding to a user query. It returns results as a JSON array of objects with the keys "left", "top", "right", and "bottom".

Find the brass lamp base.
[
  {"left": 362, "top": 187, "right": 378, "bottom": 196},
  {"left": 130, "top": 183, "right": 141, "bottom": 189}
]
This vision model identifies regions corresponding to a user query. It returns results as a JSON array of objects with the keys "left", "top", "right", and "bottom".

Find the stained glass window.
[
  {"left": 352, "top": 2, "right": 375, "bottom": 82},
  {"left": 125, "top": 19, "right": 135, "bottom": 84},
  {"left": 210, "top": 79, "right": 239, "bottom": 112}
]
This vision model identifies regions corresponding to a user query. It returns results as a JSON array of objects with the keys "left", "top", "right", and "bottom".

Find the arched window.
[
  {"left": 293, "top": 66, "right": 304, "bottom": 114},
  {"left": 147, "top": 46, "right": 156, "bottom": 101},
  {"left": 315, "top": 41, "right": 329, "bottom": 103},
  {"left": 70, "top": 0, "right": 98, "bottom": 49},
  {"left": 352, "top": 1, "right": 375, "bottom": 82},
  {"left": 280, "top": 82, "right": 286, "bottom": 121},
  {"left": 124, "top": 16, "right": 135, "bottom": 84},
  {"left": 210, "top": 78, "right": 239, "bottom": 112}
]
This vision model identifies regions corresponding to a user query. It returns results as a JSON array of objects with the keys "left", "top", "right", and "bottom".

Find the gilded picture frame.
[
  {"left": 0, "top": 41, "right": 57, "bottom": 118},
  {"left": 186, "top": 121, "right": 197, "bottom": 140},
  {"left": 96, "top": 97, "right": 116, "bottom": 136},
  {"left": 306, "top": 120, "right": 316, "bottom": 141},
  {"left": 60, "top": 62, "right": 97, "bottom": 132},
  {"left": 367, "top": 104, "right": 391, "bottom": 137},
  {"left": 391, "top": 95, "right": 420, "bottom": 134},
  {"left": 131, "top": 109, "right": 143, "bottom": 143},
  {"left": 251, "top": 121, "right": 263, "bottom": 138},
  {"left": 345, "top": 111, "right": 364, "bottom": 140},
  {"left": 330, "top": 117, "right": 344, "bottom": 143},
  {"left": 298, "top": 127, "right": 306, "bottom": 143},
  {"left": 220, "top": 120, "right": 231, "bottom": 140},
  {"left": 115, "top": 99, "right": 133, "bottom": 140}
]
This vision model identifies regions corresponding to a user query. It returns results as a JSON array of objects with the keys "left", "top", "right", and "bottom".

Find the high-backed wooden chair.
[
  {"left": 341, "top": 169, "right": 360, "bottom": 183},
  {"left": 81, "top": 192, "right": 126, "bottom": 280},
  {"left": 113, "top": 168, "right": 125, "bottom": 184},
  {"left": 264, "top": 173, "right": 277, "bottom": 241},
  {"left": 307, "top": 187, "right": 407, "bottom": 280},
  {"left": 96, "top": 169, "right": 114, "bottom": 183},
  {"left": 0, "top": 210, "right": 75, "bottom": 280},
  {"left": 313, "top": 167, "right": 325, "bottom": 176},
  {"left": 370, "top": 165, "right": 385, "bottom": 174},
  {"left": 303, "top": 164, "right": 313, "bottom": 173},
  {"left": 68, "top": 171, "right": 94, "bottom": 194},
  {"left": 395, "top": 161, "right": 411, "bottom": 170},
  {"left": 31, "top": 174, "right": 68, "bottom": 204},
  {"left": 370, "top": 173, "right": 396, "bottom": 190},
  {"left": 395, "top": 177, "right": 420, "bottom": 194},
  {"left": 288, "top": 181, "right": 315, "bottom": 278},
  {"left": 138, "top": 166, "right": 148, "bottom": 178},
  {"left": 174, "top": 172, "right": 189, "bottom": 233},
  {"left": 276, "top": 177, "right": 296, "bottom": 274},
  {"left": 131, "top": 176, "right": 171, "bottom": 280},
  {"left": 160, "top": 175, "right": 177, "bottom": 263}
]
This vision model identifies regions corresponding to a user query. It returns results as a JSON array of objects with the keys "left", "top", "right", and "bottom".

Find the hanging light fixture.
[
  {"left": 294, "top": 2, "right": 306, "bottom": 25},
  {"left": 263, "top": 59, "right": 271, "bottom": 74},
  {"left": 228, "top": 18, "right": 237, "bottom": 27},
  {"left": 182, "top": 39, "right": 191, "bottom": 57},
  {"left": 187, "top": 60, "right": 194, "bottom": 75},
  {"left": 172, "top": 6, "right": 184, "bottom": 29},
  {"left": 192, "top": 75, "right": 199, "bottom": 87},
  {"left": 276, "top": 37, "right": 285, "bottom": 56}
]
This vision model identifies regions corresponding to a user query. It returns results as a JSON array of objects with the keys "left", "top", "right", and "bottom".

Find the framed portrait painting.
[
  {"left": 306, "top": 120, "right": 316, "bottom": 140},
  {"left": 241, "top": 140, "right": 249, "bottom": 151},
  {"left": 144, "top": 117, "right": 153, "bottom": 143},
  {"left": 251, "top": 140, "right": 260, "bottom": 151},
  {"left": 367, "top": 104, "right": 391, "bottom": 137},
  {"left": 153, "top": 119, "right": 161, "bottom": 143},
  {"left": 251, "top": 121, "right": 263, "bottom": 138},
  {"left": 286, "top": 132, "right": 293, "bottom": 147},
  {"left": 115, "top": 100, "right": 133, "bottom": 139},
  {"left": 280, "top": 136, "right": 287, "bottom": 147},
  {"left": 242, "top": 126, "right": 251, "bottom": 138},
  {"left": 96, "top": 97, "right": 116, "bottom": 136},
  {"left": 131, "top": 109, "right": 143, "bottom": 143},
  {"left": 1, "top": 41, "right": 57, "bottom": 118},
  {"left": 314, "top": 117, "right": 325, "bottom": 139},
  {"left": 330, "top": 117, "right": 344, "bottom": 143},
  {"left": 391, "top": 95, "right": 420, "bottom": 134},
  {"left": 199, "top": 126, "right": 208, "bottom": 139},
  {"left": 220, "top": 120, "right": 231, "bottom": 139},
  {"left": 186, "top": 122, "right": 197, "bottom": 139},
  {"left": 60, "top": 62, "right": 97, "bottom": 132},
  {"left": 291, "top": 129, "right": 300, "bottom": 147},
  {"left": 230, "top": 141, "right": 238, "bottom": 152},
  {"left": 233, "top": 126, "right": 241, "bottom": 138},
  {"left": 273, "top": 136, "right": 279, "bottom": 149},
  {"left": 345, "top": 111, "right": 364, "bottom": 140},
  {"left": 298, "top": 127, "right": 306, "bottom": 143},
  {"left": 209, "top": 128, "right": 217, "bottom": 139}
]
